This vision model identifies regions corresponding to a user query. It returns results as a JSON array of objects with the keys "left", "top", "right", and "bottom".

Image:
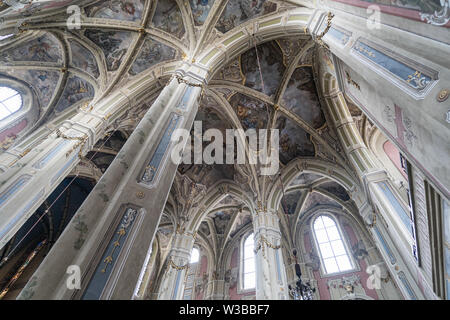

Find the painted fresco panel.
[
  {"left": 189, "top": 0, "right": 216, "bottom": 26},
  {"left": 0, "top": 34, "right": 62, "bottom": 63},
  {"left": 69, "top": 39, "right": 100, "bottom": 78},
  {"left": 216, "top": 0, "right": 277, "bottom": 33},
  {"left": 54, "top": 76, "right": 95, "bottom": 113},
  {"left": 228, "top": 93, "right": 269, "bottom": 130},
  {"left": 86, "top": 0, "right": 145, "bottom": 22},
  {"left": 276, "top": 115, "right": 315, "bottom": 165},
  {"left": 282, "top": 67, "right": 325, "bottom": 129},
  {"left": 151, "top": 0, "right": 185, "bottom": 38},
  {"left": 85, "top": 30, "right": 135, "bottom": 72},
  {"left": 241, "top": 41, "right": 285, "bottom": 97},
  {"left": 129, "top": 36, "right": 176, "bottom": 75}
]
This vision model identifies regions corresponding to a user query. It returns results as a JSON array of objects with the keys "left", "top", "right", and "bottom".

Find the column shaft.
[
  {"left": 17, "top": 70, "right": 204, "bottom": 300},
  {"left": 253, "top": 209, "right": 288, "bottom": 300}
]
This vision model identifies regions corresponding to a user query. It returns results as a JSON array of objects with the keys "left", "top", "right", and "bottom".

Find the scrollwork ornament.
[{"left": 420, "top": 0, "right": 450, "bottom": 26}]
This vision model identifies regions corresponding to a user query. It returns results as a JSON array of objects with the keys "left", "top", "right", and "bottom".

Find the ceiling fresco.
[
  {"left": 69, "top": 39, "right": 100, "bottom": 79},
  {"left": 199, "top": 221, "right": 211, "bottom": 237},
  {"left": 189, "top": 0, "right": 217, "bottom": 26},
  {"left": 54, "top": 76, "right": 95, "bottom": 113},
  {"left": 289, "top": 172, "right": 323, "bottom": 187},
  {"left": 281, "top": 190, "right": 302, "bottom": 215},
  {"left": 85, "top": 0, "right": 145, "bottom": 22},
  {"left": 129, "top": 36, "right": 177, "bottom": 76},
  {"left": 355, "top": 0, "right": 442, "bottom": 12},
  {"left": 0, "top": 34, "right": 62, "bottom": 64},
  {"left": 241, "top": 41, "right": 285, "bottom": 97},
  {"left": 317, "top": 181, "right": 351, "bottom": 202},
  {"left": 277, "top": 38, "right": 308, "bottom": 66},
  {"left": 276, "top": 115, "right": 315, "bottom": 165},
  {"left": 228, "top": 93, "right": 270, "bottom": 130},
  {"left": 209, "top": 209, "right": 233, "bottom": 235},
  {"left": 216, "top": 0, "right": 277, "bottom": 33},
  {"left": 301, "top": 191, "right": 342, "bottom": 214},
  {"left": 0, "top": 1, "right": 362, "bottom": 284},
  {"left": 1, "top": 69, "right": 60, "bottom": 108},
  {"left": 151, "top": 0, "right": 185, "bottom": 39},
  {"left": 229, "top": 210, "right": 252, "bottom": 238},
  {"left": 215, "top": 194, "right": 242, "bottom": 208},
  {"left": 213, "top": 57, "right": 243, "bottom": 83},
  {"left": 281, "top": 67, "right": 325, "bottom": 129},
  {"left": 84, "top": 29, "right": 135, "bottom": 72}
]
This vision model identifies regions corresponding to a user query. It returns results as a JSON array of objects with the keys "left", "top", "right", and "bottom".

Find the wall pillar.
[
  {"left": 252, "top": 206, "right": 289, "bottom": 300},
  {"left": 16, "top": 66, "right": 206, "bottom": 300},
  {"left": 157, "top": 233, "right": 194, "bottom": 300}
]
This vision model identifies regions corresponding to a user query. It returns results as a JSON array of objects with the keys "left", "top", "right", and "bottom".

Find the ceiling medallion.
[
  {"left": 437, "top": 89, "right": 449, "bottom": 102},
  {"left": 136, "top": 191, "right": 145, "bottom": 199}
]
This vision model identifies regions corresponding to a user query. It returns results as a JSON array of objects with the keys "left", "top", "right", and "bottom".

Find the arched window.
[
  {"left": 313, "top": 215, "right": 353, "bottom": 275},
  {"left": 242, "top": 233, "right": 256, "bottom": 290},
  {"left": 190, "top": 247, "right": 200, "bottom": 264},
  {"left": 0, "top": 86, "right": 22, "bottom": 120}
]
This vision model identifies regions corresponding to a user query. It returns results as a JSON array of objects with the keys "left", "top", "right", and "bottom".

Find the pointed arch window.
[
  {"left": 242, "top": 233, "right": 256, "bottom": 290},
  {"left": 313, "top": 215, "right": 354, "bottom": 275}
]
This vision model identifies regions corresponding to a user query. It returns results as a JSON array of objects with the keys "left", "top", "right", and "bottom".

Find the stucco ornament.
[{"left": 420, "top": 0, "right": 450, "bottom": 26}]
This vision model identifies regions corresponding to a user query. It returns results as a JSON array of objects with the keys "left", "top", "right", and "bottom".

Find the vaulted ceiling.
[{"left": 0, "top": 0, "right": 358, "bottom": 261}]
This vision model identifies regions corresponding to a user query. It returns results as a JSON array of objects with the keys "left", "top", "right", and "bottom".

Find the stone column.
[
  {"left": 17, "top": 66, "right": 206, "bottom": 300},
  {"left": 252, "top": 205, "right": 289, "bottom": 300},
  {"left": 157, "top": 233, "right": 195, "bottom": 300}
]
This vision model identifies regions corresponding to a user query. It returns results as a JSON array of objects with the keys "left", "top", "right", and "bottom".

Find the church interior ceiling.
[{"left": 0, "top": 0, "right": 371, "bottom": 298}]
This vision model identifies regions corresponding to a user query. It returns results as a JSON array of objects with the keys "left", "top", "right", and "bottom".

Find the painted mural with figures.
[
  {"left": 241, "top": 41, "right": 285, "bottom": 97},
  {"left": 129, "top": 36, "right": 177, "bottom": 76},
  {"left": 216, "top": 0, "right": 277, "bottom": 33},
  {"left": 0, "top": 69, "right": 60, "bottom": 108},
  {"left": 151, "top": 0, "right": 186, "bottom": 38},
  {"left": 276, "top": 115, "right": 315, "bottom": 165},
  {"left": 54, "top": 76, "right": 95, "bottom": 113},
  {"left": 189, "top": 0, "right": 217, "bottom": 26},
  {"left": 69, "top": 39, "right": 100, "bottom": 79},
  {"left": 0, "top": 34, "right": 62, "bottom": 63},
  {"left": 84, "top": 30, "right": 135, "bottom": 72},
  {"left": 282, "top": 67, "right": 326, "bottom": 129},
  {"left": 228, "top": 93, "right": 270, "bottom": 131},
  {"left": 85, "top": 0, "right": 145, "bottom": 22}
]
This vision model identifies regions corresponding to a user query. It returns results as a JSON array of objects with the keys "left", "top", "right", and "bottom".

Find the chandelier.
[{"left": 288, "top": 249, "right": 316, "bottom": 300}]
